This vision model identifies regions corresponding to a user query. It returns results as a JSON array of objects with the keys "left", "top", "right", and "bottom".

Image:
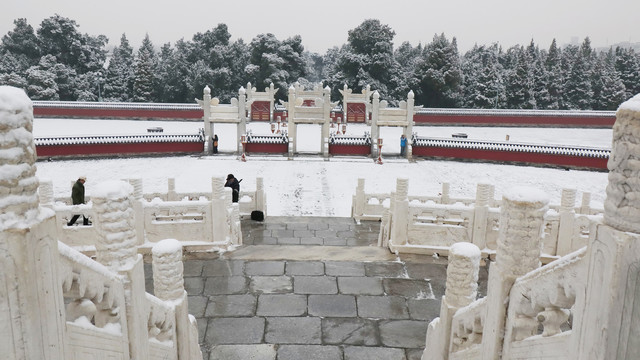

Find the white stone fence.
[
  {"left": 352, "top": 178, "right": 602, "bottom": 262},
  {"left": 40, "top": 176, "right": 267, "bottom": 251}
]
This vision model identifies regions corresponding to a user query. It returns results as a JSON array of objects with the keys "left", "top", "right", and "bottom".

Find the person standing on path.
[
  {"left": 67, "top": 176, "right": 90, "bottom": 226},
  {"left": 213, "top": 134, "right": 219, "bottom": 154},
  {"left": 225, "top": 174, "right": 241, "bottom": 203},
  {"left": 400, "top": 134, "right": 407, "bottom": 156}
]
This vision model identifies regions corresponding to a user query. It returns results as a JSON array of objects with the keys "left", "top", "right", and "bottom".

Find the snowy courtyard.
[{"left": 34, "top": 119, "right": 610, "bottom": 216}]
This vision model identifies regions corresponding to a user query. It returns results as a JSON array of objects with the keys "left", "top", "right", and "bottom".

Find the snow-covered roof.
[
  {"left": 416, "top": 108, "right": 615, "bottom": 118},
  {"left": 33, "top": 100, "right": 201, "bottom": 111},
  {"left": 412, "top": 137, "right": 610, "bottom": 158}
]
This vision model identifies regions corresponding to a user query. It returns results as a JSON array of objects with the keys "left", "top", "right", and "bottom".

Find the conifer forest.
[{"left": 1, "top": 16, "right": 639, "bottom": 110}]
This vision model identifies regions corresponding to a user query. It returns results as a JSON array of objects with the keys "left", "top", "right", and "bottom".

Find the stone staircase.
[{"left": 145, "top": 217, "right": 489, "bottom": 360}]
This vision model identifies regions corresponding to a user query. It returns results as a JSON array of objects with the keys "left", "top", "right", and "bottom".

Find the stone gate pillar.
[
  {"left": 322, "top": 85, "right": 331, "bottom": 158},
  {"left": 287, "top": 85, "right": 297, "bottom": 154},
  {"left": 371, "top": 91, "right": 380, "bottom": 157},
  {"left": 481, "top": 186, "right": 549, "bottom": 360},
  {"left": 0, "top": 86, "right": 66, "bottom": 359},
  {"left": 92, "top": 180, "right": 149, "bottom": 359},
  {"left": 579, "top": 94, "right": 640, "bottom": 359},
  {"left": 196, "top": 86, "right": 214, "bottom": 154},
  {"left": 238, "top": 87, "right": 247, "bottom": 154}
]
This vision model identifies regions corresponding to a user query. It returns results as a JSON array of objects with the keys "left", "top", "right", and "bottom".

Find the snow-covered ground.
[{"left": 33, "top": 118, "right": 611, "bottom": 217}]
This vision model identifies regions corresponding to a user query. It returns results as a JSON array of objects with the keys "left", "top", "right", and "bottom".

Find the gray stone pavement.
[{"left": 144, "top": 217, "right": 489, "bottom": 360}]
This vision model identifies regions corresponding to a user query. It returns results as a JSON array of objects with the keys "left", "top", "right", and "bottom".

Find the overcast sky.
[{"left": 3, "top": 0, "right": 639, "bottom": 54}]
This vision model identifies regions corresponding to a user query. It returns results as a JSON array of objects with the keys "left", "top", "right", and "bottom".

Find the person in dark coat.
[
  {"left": 67, "top": 176, "right": 90, "bottom": 226},
  {"left": 213, "top": 134, "right": 219, "bottom": 154},
  {"left": 225, "top": 174, "right": 240, "bottom": 202}
]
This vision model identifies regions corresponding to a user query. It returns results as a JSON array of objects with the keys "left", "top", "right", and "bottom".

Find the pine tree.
[
  {"left": 132, "top": 34, "right": 156, "bottom": 102},
  {"left": 544, "top": 39, "right": 563, "bottom": 109},
  {"left": 564, "top": 38, "right": 593, "bottom": 109},
  {"left": 505, "top": 46, "right": 535, "bottom": 109},
  {"left": 415, "top": 33, "right": 462, "bottom": 108},
  {"left": 26, "top": 55, "right": 59, "bottom": 100},
  {"left": 103, "top": 34, "right": 134, "bottom": 101},
  {"left": 615, "top": 47, "right": 640, "bottom": 99},
  {"left": 597, "top": 49, "right": 627, "bottom": 110}
]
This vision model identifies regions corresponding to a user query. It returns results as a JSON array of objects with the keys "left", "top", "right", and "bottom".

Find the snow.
[
  {"left": 450, "top": 242, "right": 481, "bottom": 260},
  {"left": 92, "top": 180, "right": 133, "bottom": 199},
  {"left": 152, "top": 239, "right": 182, "bottom": 256},
  {"left": 503, "top": 186, "right": 550, "bottom": 204},
  {"left": 619, "top": 93, "right": 640, "bottom": 113},
  {"left": 32, "top": 119, "right": 610, "bottom": 217},
  {"left": 0, "top": 86, "right": 31, "bottom": 119}
]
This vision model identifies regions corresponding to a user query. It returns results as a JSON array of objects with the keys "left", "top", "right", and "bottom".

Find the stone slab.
[
  {"left": 184, "top": 277, "right": 204, "bottom": 295},
  {"left": 277, "top": 345, "right": 342, "bottom": 360},
  {"left": 343, "top": 346, "right": 407, "bottom": 360},
  {"left": 206, "top": 317, "right": 265, "bottom": 345},
  {"left": 187, "top": 295, "right": 207, "bottom": 317},
  {"left": 325, "top": 261, "right": 366, "bottom": 276},
  {"left": 322, "top": 318, "right": 379, "bottom": 346},
  {"left": 250, "top": 276, "right": 292, "bottom": 293},
  {"left": 364, "top": 262, "right": 406, "bottom": 277},
  {"left": 203, "top": 259, "right": 245, "bottom": 277},
  {"left": 245, "top": 261, "right": 285, "bottom": 276},
  {"left": 257, "top": 294, "right": 307, "bottom": 316},
  {"left": 379, "top": 320, "right": 428, "bottom": 348},
  {"left": 308, "top": 295, "right": 357, "bottom": 317},
  {"left": 203, "top": 276, "right": 248, "bottom": 295},
  {"left": 338, "top": 276, "right": 384, "bottom": 295},
  {"left": 205, "top": 295, "right": 256, "bottom": 317},
  {"left": 383, "top": 278, "right": 433, "bottom": 298},
  {"left": 357, "top": 295, "right": 409, "bottom": 319},
  {"left": 209, "top": 344, "right": 277, "bottom": 360},
  {"left": 286, "top": 261, "right": 324, "bottom": 275},
  {"left": 227, "top": 245, "right": 398, "bottom": 262},
  {"left": 294, "top": 276, "right": 337, "bottom": 294},
  {"left": 407, "top": 298, "right": 441, "bottom": 321},
  {"left": 265, "top": 317, "right": 321, "bottom": 344}
]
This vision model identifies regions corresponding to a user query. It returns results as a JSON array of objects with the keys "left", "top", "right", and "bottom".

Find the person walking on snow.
[
  {"left": 67, "top": 176, "right": 90, "bottom": 226},
  {"left": 225, "top": 174, "right": 241, "bottom": 202}
]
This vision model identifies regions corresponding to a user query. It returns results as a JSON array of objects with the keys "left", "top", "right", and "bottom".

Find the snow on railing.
[
  {"left": 246, "top": 130, "right": 288, "bottom": 144},
  {"left": 412, "top": 136, "right": 610, "bottom": 158}
]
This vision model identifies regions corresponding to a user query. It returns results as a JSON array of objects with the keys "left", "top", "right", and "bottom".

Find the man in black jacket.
[
  {"left": 225, "top": 174, "right": 240, "bottom": 202},
  {"left": 67, "top": 176, "right": 90, "bottom": 226}
]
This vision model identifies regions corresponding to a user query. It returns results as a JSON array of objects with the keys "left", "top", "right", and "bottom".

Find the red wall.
[
  {"left": 329, "top": 144, "right": 371, "bottom": 155},
  {"left": 34, "top": 107, "right": 203, "bottom": 120},
  {"left": 411, "top": 146, "right": 608, "bottom": 170},
  {"left": 36, "top": 142, "right": 203, "bottom": 157},
  {"left": 245, "top": 143, "right": 288, "bottom": 153}
]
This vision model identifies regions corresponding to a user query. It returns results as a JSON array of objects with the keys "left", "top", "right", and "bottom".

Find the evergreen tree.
[
  {"left": 132, "top": 34, "right": 156, "bottom": 102},
  {"left": 103, "top": 34, "right": 135, "bottom": 101},
  {"left": 26, "top": 55, "right": 59, "bottom": 100},
  {"left": 1, "top": 18, "right": 41, "bottom": 67},
  {"left": 505, "top": 46, "right": 535, "bottom": 109},
  {"left": 595, "top": 49, "right": 626, "bottom": 110},
  {"left": 615, "top": 46, "right": 640, "bottom": 99},
  {"left": 564, "top": 38, "right": 593, "bottom": 109},
  {"left": 414, "top": 33, "right": 462, "bottom": 108},
  {"left": 544, "top": 39, "right": 563, "bottom": 109}
]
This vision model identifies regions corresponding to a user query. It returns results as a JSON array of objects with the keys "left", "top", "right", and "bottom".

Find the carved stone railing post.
[
  {"left": 579, "top": 192, "right": 591, "bottom": 215},
  {"left": 580, "top": 94, "right": 640, "bottom": 359},
  {"left": 0, "top": 86, "right": 65, "bottom": 359},
  {"left": 92, "top": 180, "right": 148, "bottom": 359},
  {"left": 168, "top": 178, "right": 177, "bottom": 201},
  {"left": 353, "top": 178, "right": 365, "bottom": 220},
  {"left": 472, "top": 182, "right": 494, "bottom": 250},
  {"left": 39, "top": 179, "right": 54, "bottom": 208},
  {"left": 211, "top": 177, "right": 227, "bottom": 244},
  {"left": 441, "top": 182, "right": 450, "bottom": 204},
  {"left": 391, "top": 178, "right": 409, "bottom": 246},
  {"left": 231, "top": 203, "right": 242, "bottom": 245},
  {"left": 129, "top": 178, "right": 145, "bottom": 245},
  {"left": 424, "top": 242, "right": 481, "bottom": 360},
  {"left": 481, "top": 186, "right": 549, "bottom": 360},
  {"left": 255, "top": 177, "right": 266, "bottom": 215},
  {"left": 556, "top": 188, "right": 577, "bottom": 256},
  {"left": 152, "top": 239, "right": 202, "bottom": 360}
]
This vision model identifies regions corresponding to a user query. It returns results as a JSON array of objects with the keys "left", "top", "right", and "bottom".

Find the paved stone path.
[{"left": 145, "top": 217, "right": 488, "bottom": 360}]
